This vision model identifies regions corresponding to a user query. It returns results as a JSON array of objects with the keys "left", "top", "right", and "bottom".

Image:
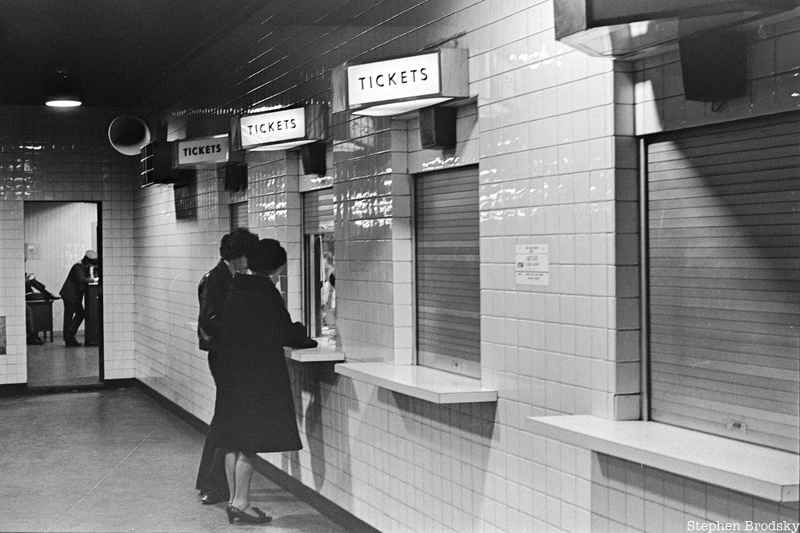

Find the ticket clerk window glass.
[{"left": 303, "top": 188, "right": 335, "bottom": 341}]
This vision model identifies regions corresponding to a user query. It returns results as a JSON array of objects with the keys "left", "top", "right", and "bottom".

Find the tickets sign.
[
  {"left": 177, "top": 135, "right": 230, "bottom": 166},
  {"left": 347, "top": 53, "right": 442, "bottom": 107},
  {"left": 333, "top": 49, "right": 469, "bottom": 115},
  {"left": 239, "top": 108, "right": 306, "bottom": 149}
]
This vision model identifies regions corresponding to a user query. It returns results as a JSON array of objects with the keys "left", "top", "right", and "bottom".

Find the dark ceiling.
[
  {"left": 13, "top": 1, "right": 797, "bottom": 111},
  {"left": 0, "top": 0, "right": 267, "bottom": 108}
]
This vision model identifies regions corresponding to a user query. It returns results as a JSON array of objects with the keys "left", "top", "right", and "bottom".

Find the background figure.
[
  {"left": 25, "top": 273, "right": 57, "bottom": 345},
  {"left": 25, "top": 305, "right": 41, "bottom": 345},
  {"left": 26, "top": 273, "right": 56, "bottom": 301},
  {"left": 213, "top": 239, "right": 312, "bottom": 524},
  {"left": 58, "top": 250, "right": 97, "bottom": 347},
  {"left": 320, "top": 251, "right": 335, "bottom": 328},
  {"left": 195, "top": 227, "right": 259, "bottom": 505}
]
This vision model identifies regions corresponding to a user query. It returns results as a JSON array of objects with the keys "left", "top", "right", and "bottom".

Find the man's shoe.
[
  {"left": 65, "top": 339, "right": 82, "bottom": 347},
  {"left": 27, "top": 336, "right": 45, "bottom": 345},
  {"left": 201, "top": 492, "right": 228, "bottom": 505}
]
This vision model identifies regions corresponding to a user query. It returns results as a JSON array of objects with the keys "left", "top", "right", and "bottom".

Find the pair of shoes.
[
  {"left": 65, "top": 339, "right": 82, "bottom": 347},
  {"left": 200, "top": 492, "right": 228, "bottom": 505},
  {"left": 225, "top": 504, "right": 272, "bottom": 524},
  {"left": 27, "top": 336, "right": 45, "bottom": 345}
]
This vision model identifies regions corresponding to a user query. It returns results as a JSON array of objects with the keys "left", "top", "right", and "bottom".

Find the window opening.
[
  {"left": 303, "top": 188, "right": 335, "bottom": 341},
  {"left": 644, "top": 114, "right": 800, "bottom": 453},
  {"left": 415, "top": 166, "right": 480, "bottom": 378}
]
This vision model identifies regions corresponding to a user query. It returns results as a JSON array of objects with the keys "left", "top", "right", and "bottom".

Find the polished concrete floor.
[
  {"left": 0, "top": 388, "right": 349, "bottom": 532},
  {"left": 26, "top": 332, "right": 100, "bottom": 388}
]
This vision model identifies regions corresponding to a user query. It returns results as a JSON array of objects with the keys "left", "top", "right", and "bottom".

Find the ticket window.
[
  {"left": 645, "top": 115, "right": 800, "bottom": 453},
  {"left": 303, "top": 189, "right": 335, "bottom": 341},
  {"left": 415, "top": 166, "right": 480, "bottom": 378},
  {"left": 230, "top": 201, "right": 248, "bottom": 231}
]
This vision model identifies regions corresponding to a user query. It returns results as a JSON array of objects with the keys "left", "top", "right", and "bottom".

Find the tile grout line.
[{"left": 44, "top": 430, "right": 155, "bottom": 533}]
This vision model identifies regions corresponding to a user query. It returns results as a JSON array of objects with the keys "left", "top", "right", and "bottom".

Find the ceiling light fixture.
[{"left": 45, "top": 69, "right": 82, "bottom": 107}]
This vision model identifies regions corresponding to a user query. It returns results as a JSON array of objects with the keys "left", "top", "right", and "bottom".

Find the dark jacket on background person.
[
  {"left": 194, "top": 260, "right": 235, "bottom": 495},
  {"left": 59, "top": 254, "right": 96, "bottom": 345},
  {"left": 25, "top": 274, "right": 55, "bottom": 344},
  {"left": 197, "top": 260, "right": 235, "bottom": 364},
  {"left": 59, "top": 261, "right": 93, "bottom": 303},
  {"left": 26, "top": 275, "right": 55, "bottom": 301},
  {"left": 213, "top": 273, "right": 307, "bottom": 453}
]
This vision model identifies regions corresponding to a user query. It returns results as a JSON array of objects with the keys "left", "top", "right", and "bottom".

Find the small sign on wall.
[
  {"left": 515, "top": 244, "right": 549, "bottom": 286},
  {"left": 25, "top": 242, "right": 40, "bottom": 261}
]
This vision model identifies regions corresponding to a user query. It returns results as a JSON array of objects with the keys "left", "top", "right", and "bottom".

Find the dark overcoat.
[
  {"left": 59, "top": 261, "right": 92, "bottom": 303},
  {"left": 213, "top": 273, "right": 305, "bottom": 453},
  {"left": 197, "top": 260, "right": 234, "bottom": 372}
]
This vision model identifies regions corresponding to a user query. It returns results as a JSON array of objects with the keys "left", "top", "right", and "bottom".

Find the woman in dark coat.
[
  {"left": 196, "top": 227, "right": 259, "bottom": 504},
  {"left": 213, "top": 238, "right": 311, "bottom": 524}
]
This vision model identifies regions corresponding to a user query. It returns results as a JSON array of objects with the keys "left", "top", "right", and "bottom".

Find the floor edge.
[{"left": 130, "top": 378, "right": 380, "bottom": 533}]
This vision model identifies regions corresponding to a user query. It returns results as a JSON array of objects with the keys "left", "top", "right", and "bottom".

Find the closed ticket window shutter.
[
  {"left": 646, "top": 114, "right": 800, "bottom": 453},
  {"left": 230, "top": 201, "right": 248, "bottom": 232},
  {"left": 415, "top": 166, "right": 480, "bottom": 378},
  {"left": 303, "top": 188, "right": 334, "bottom": 235}
]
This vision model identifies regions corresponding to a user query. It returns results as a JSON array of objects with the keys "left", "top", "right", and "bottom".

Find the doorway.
[{"left": 24, "top": 201, "right": 103, "bottom": 388}]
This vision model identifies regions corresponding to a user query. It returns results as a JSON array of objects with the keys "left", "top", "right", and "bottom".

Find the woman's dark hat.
[{"left": 246, "top": 238, "right": 287, "bottom": 273}]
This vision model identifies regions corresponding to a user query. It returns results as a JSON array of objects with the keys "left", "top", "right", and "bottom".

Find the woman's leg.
[
  {"left": 223, "top": 452, "right": 271, "bottom": 524},
  {"left": 230, "top": 453, "right": 255, "bottom": 511},
  {"left": 225, "top": 451, "right": 238, "bottom": 505}
]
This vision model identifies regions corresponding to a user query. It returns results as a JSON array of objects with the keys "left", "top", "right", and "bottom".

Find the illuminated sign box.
[
  {"left": 233, "top": 105, "right": 327, "bottom": 151},
  {"left": 176, "top": 134, "right": 230, "bottom": 167},
  {"left": 333, "top": 48, "right": 469, "bottom": 116},
  {"left": 552, "top": 0, "right": 789, "bottom": 59}
]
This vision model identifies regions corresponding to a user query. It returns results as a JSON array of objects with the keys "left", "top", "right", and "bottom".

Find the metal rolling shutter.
[
  {"left": 646, "top": 114, "right": 800, "bottom": 453},
  {"left": 303, "top": 188, "right": 334, "bottom": 234},
  {"left": 415, "top": 166, "right": 480, "bottom": 378}
]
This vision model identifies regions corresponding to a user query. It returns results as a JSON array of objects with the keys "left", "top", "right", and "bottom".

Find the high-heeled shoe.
[{"left": 225, "top": 504, "right": 272, "bottom": 524}]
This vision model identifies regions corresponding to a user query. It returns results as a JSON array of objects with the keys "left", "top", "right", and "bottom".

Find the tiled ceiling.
[{"left": 0, "top": 0, "right": 267, "bottom": 108}]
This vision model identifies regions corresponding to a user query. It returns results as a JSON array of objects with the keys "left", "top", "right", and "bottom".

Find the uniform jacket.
[
  {"left": 59, "top": 261, "right": 93, "bottom": 303},
  {"left": 213, "top": 273, "right": 307, "bottom": 453}
]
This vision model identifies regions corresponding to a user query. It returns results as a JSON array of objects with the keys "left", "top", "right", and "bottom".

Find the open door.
[{"left": 24, "top": 201, "right": 103, "bottom": 389}]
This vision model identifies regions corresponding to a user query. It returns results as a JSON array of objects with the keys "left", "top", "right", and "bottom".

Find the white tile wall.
[
  {"left": 635, "top": 17, "right": 800, "bottom": 136},
  {"left": 618, "top": 12, "right": 800, "bottom": 530},
  {"left": 0, "top": 105, "right": 137, "bottom": 383},
  {"left": 6, "top": 1, "right": 786, "bottom": 532},
  {"left": 592, "top": 454, "right": 799, "bottom": 533}
]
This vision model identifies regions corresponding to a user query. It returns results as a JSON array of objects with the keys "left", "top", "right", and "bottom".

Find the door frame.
[{"left": 23, "top": 200, "right": 105, "bottom": 384}]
